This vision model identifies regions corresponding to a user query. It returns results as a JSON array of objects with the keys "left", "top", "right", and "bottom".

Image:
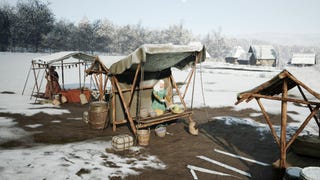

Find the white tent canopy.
[
  {"left": 25, "top": 51, "right": 97, "bottom": 102},
  {"left": 32, "top": 51, "right": 97, "bottom": 66}
]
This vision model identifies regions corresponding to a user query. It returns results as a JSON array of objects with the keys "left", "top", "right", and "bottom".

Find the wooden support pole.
[
  {"left": 280, "top": 78, "right": 288, "bottom": 169},
  {"left": 255, "top": 98, "right": 280, "bottom": 147},
  {"left": 78, "top": 60, "right": 81, "bottom": 90},
  {"left": 103, "top": 75, "right": 108, "bottom": 95},
  {"left": 170, "top": 75, "right": 187, "bottom": 108},
  {"left": 246, "top": 93, "right": 319, "bottom": 106},
  {"left": 61, "top": 60, "right": 65, "bottom": 89},
  {"left": 111, "top": 78, "right": 117, "bottom": 132},
  {"left": 297, "top": 85, "right": 320, "bottom": 137},
  {"left": 128, "top": 64, "right": 140, "bottom": 108},
  {"left": 182, "top": 67, "right": 195, "bottom": 99},
  {"left": 286, "top": 105, "right": 320, "bottom": 149},
  {"left": 31, "top": 62, "right": 41, "bottom": 98},
  {"left": 113, "top": 76, "right": 137, "bottom": 134}
]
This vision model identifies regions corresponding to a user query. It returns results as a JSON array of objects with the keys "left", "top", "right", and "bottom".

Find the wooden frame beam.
[
  {"left": 255, "top": 98, "right": 280, "bottom": 147},
  {"left": 112, "top": 76, "right": 137, "bottom": 134},
  {"left": 286, "top": 104, "right": 320, "bottom": 150}
]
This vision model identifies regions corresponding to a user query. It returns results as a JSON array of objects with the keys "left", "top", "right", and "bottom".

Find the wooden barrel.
[
  {"left": 89, "top": 101, "right": 108, "bottom": 129},
  {"left": 137, "top": 129, "right": 150, "bottom": 146}
]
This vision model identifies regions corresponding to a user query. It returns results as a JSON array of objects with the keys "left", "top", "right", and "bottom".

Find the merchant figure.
[
  {"left": 44, "top": 66, "right": 61, "bottom": 99},
  {"left": 151, "top": 80, "right": 167, "bottom": 113}
]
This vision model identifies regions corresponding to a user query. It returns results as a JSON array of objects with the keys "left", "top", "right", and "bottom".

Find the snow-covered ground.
[{"left": 0, "top": 52, "right": 320, "bottom": 179}]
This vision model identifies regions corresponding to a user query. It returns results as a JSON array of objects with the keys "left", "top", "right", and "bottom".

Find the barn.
[
  {"left": 248, "top": 45, "right": 277, "bottom": 66},
  {"left": 225, "top": 46, "right": 246, "bottom": 64},
  {"left": 290, "top": 53, "right": 317, "bottom": 67}
]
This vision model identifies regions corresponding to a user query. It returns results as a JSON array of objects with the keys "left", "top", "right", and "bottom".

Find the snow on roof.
[
  {"left": 108, "top": 44, "right": 206, "bottom": 74},
  {"left": 98, "top": 56, "right": 126, "bottom": 69},
  {"left": 226, "top": 46, "right": 246, "bottom": 58},
  {"left": 238, "top": 53, "right": 252, "bottom": 61},
  {"left": 291, "top": 53, "right": 316, "bottom": 65},
  {"left": 249, "top": 45, "right": 277, "bottom": 60}
]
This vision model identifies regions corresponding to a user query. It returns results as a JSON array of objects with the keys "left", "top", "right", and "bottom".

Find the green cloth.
[{"left": 151, "top": 89, "right": 167, "bottom": 111}]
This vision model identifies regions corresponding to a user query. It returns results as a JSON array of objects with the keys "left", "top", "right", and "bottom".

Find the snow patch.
[
  {"left": 25, "top": 124, "right": 43, "bottom": 128},
  {"left": 0, "top": 140, "right": 166, "bottom": 180}
]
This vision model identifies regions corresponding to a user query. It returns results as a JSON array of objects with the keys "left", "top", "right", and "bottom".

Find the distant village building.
[
  {"left": 225, "top": 46, "right": 246, "bottom": 64},
  {"left": 248, "top": 45, "right": 277, "bottom": 66},
  {"left": 237, "top": 52, "right": 252, "bottom": 65},
  {"left": 290, "top": 53, "right": 316, "bottom": 67}
]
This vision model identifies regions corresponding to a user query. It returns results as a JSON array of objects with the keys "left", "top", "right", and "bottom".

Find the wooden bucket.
[
  {"left": 137, "top": 129, "right": 150, "bottom": 146},
  {"left": 89, "top": 101, "right": 108, "bottom": 129}
]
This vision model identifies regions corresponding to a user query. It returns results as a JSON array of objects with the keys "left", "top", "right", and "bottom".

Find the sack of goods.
[{"left": 112, "top": 134, "right": 134, "bottom": 151}]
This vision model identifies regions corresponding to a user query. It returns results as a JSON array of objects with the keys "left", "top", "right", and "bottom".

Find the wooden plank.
[{"left": 137, "top": 111, "right": 192, "bottom": 124}]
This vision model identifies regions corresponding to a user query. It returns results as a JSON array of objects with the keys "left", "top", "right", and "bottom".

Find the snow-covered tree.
[{"left": 15, "top": 0, "right": 54, "bottom": 51}]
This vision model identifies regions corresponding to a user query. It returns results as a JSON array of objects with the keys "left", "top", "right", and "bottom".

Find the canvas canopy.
[
  {"left": 108, "top": 44, "right": 206, "bottom": 75},
  {"left": 25, "top": 51, "right": 97, "bottom": 102},
  {"left": 106, "top": 44, "right": 206, "bottom": 134},
  {"left": 32, "top": 51, "right": 96, "bottom": 66}
]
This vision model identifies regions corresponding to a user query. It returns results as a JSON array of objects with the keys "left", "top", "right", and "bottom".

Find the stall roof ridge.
[
  {"left": 236, "top": 69, "right": 320, "bottom": 104},
  {"left": 32, "top": 51, "right": 97, "bottom": 65},
  {"left": 108, "top": 43, "right": 206, "bottom": 75}
]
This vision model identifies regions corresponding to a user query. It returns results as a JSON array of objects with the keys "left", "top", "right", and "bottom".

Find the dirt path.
[{"left": 1, "top": 103, "right": 319, "bottom": 179}]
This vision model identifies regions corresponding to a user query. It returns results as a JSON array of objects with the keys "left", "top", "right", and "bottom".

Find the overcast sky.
[{"left": 4, "top": 0, "right": 320, "bottom": 36}]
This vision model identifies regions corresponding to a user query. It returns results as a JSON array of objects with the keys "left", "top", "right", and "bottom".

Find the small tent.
[
  {"left": 24, "top": 51, "right": 97, "bottom": 103},
  {"left": 87, "top": 44, "right": 206, "bottom": 134}
]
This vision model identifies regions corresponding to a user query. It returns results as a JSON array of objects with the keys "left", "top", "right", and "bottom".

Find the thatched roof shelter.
[{"left": 235, "top": 69, "right": 320, "bottom": 169}]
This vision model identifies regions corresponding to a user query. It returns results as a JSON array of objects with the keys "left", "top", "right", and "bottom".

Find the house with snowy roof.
[
  {"left": 225, "top": 46, "right": 246, "bottom": 64},
  {"left": 248, "top": 45, "right": 277, "bottom": 66},
  {"left": 237, "top": 52, "right": 252, "bottom": 65},
  {"left": 290, "top": 53, "right": 317, "bottom": 67}
]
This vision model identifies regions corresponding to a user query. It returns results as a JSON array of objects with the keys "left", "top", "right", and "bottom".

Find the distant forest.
[{"left": 1, "top": 0, "right": 319, "bottom": 65}]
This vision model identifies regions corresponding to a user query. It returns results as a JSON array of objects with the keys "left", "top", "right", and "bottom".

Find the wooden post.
[
  {"left": 61, "top": 60, "right": 65, "bottom": 89},
  {"left": 31, "top": 62, "right": 41, "bottom": 99},
  {"left": 78, "top": 60, "right": 81, "bottom": 90},
  {"left": 111, "top": 78, "right": 117, "bottom": 132},
  {"left": 128, "top": 64, "right": 140, "bottom": 108},
  {"left": 297, "top": 85, "right": 320, "bottom": 137},
  {"left": 113, "top": 76, "right": 137, "bottom": 134},
  {"left": 170, "top": 75, "right": 187, "bottom": 108},
  {"left": 280, "top": 78, "right": 288, "bottom": 169},
  {"left": 286, "top": 105, "right": 320, "bottom": 149},
  {"left": 182, "top": 67, "right": 195, "bottom": 99}
]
